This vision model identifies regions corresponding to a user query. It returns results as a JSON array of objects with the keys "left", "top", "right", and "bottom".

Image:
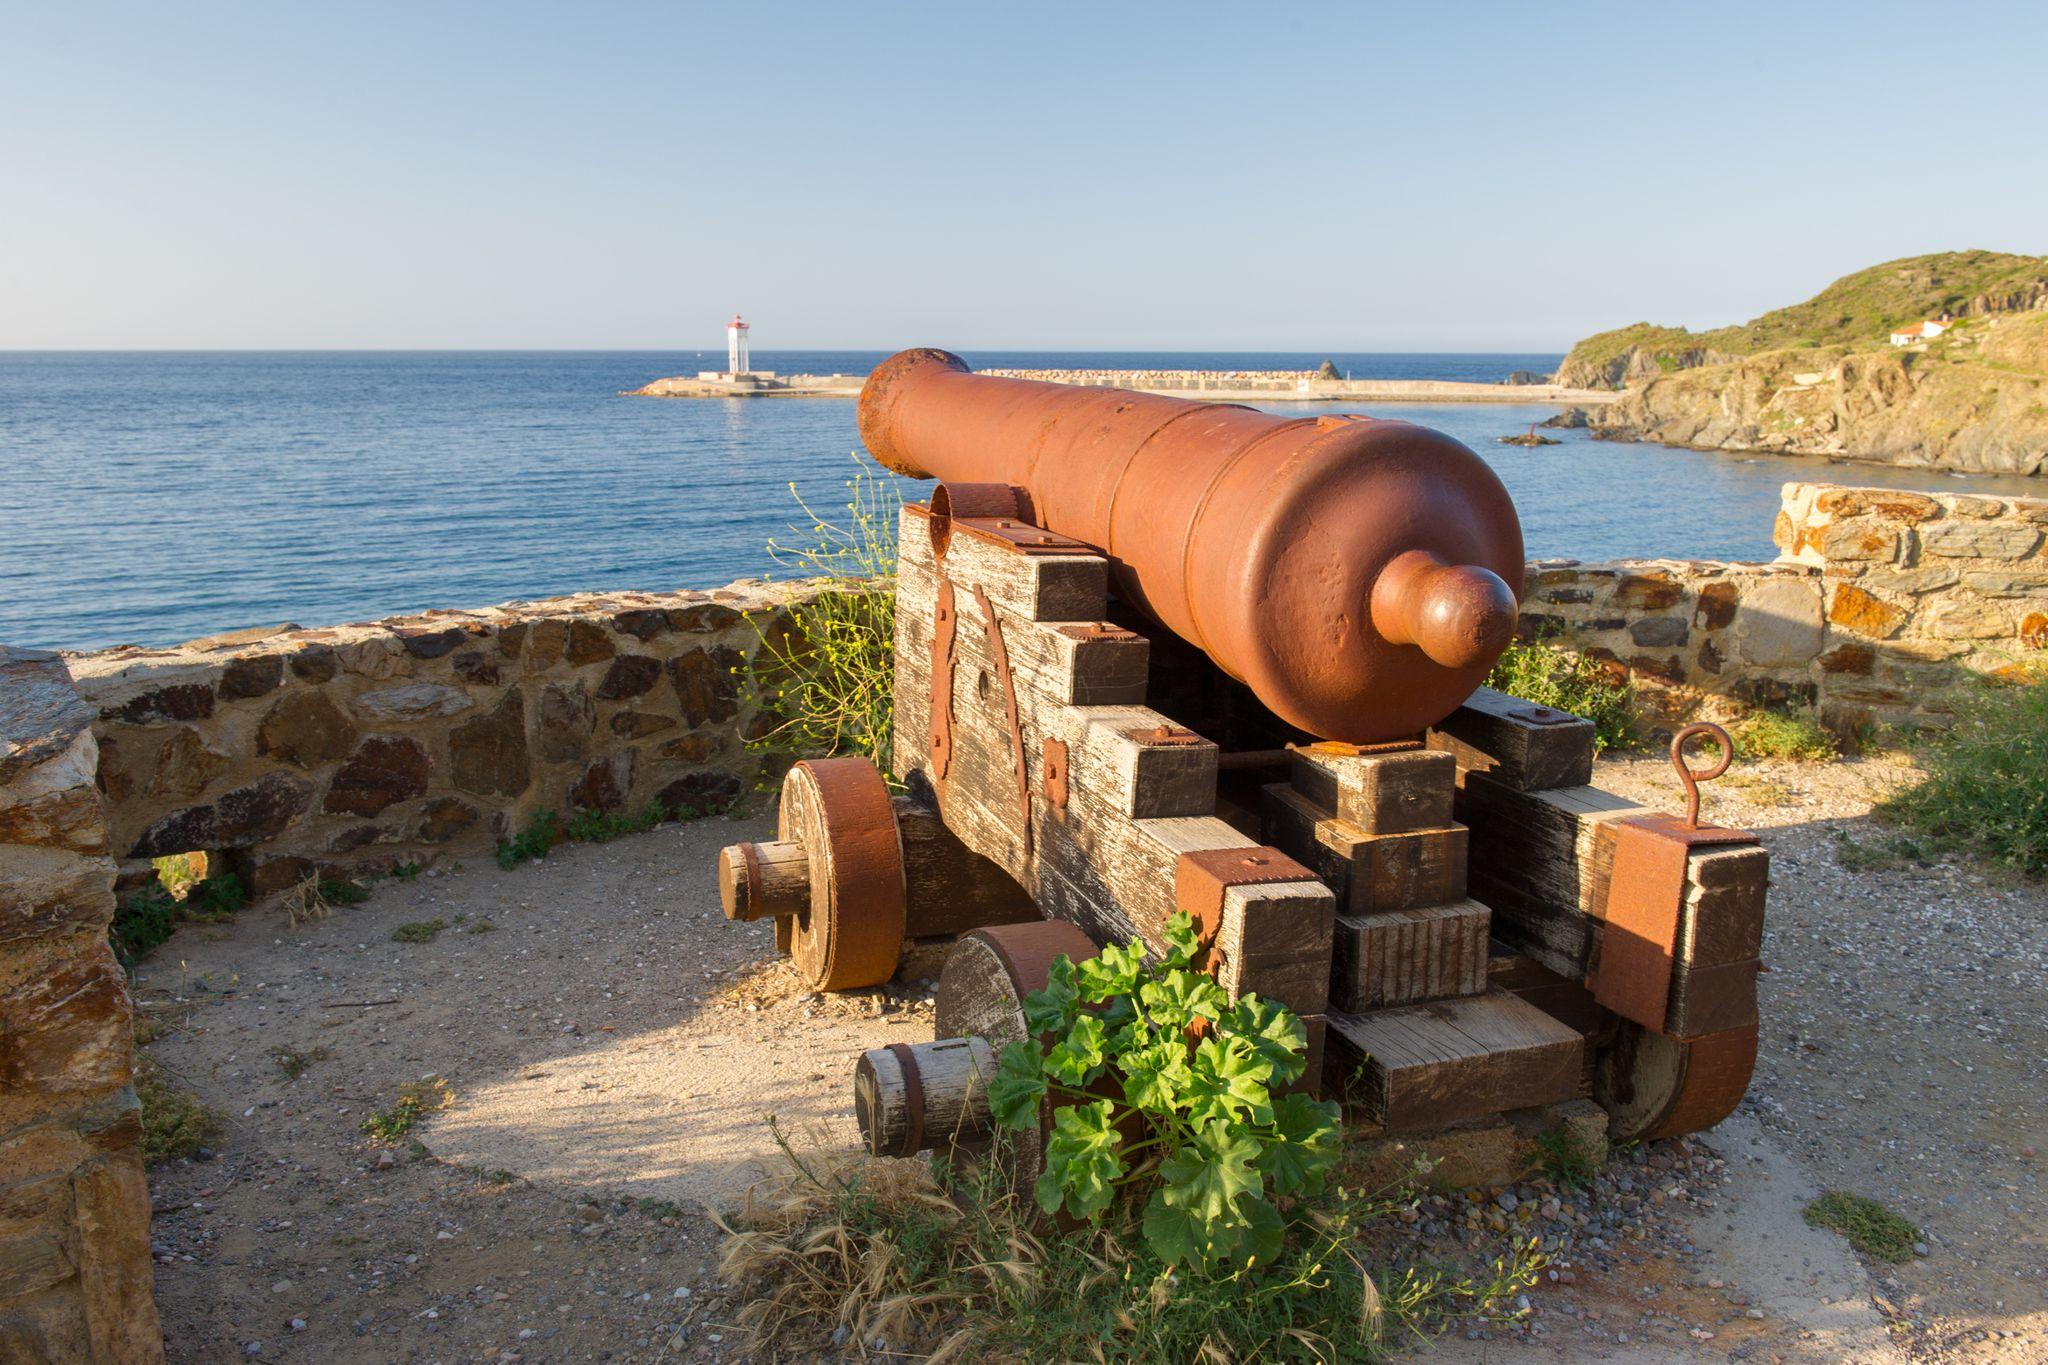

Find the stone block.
[
  {"left": 107, "top": 683, "right": 214, "bottom": 727},
  {"left": 1927, "top": 597, "right": 2016, "bottom": 640},
  {"left": 669, "top": 603, "right": 741, "bottom": 633},
  {"left": 0, "top": 847, "right": 113, "bottom": 947},
  {"left": 671, "top": 647, "right": 743, "bottom": 728},
  {"left": 534, "top": 682, "right": 595, "bottom": 763},
  {"left": 1613, "top": 572, "right": 1683, "bottom": 611},
  {"left": 257, "top": 691, "right": 358, "bottom": 767},
  {"left": 288, "top": 642, "right": 339, "bottom": 683},
  {"left": 658, "top": 732, "right": 718, "bottom": 763},
  {"left": 398, "top": 625, "right": 470, "bottom": 658},
  {"left": 1731, "top": 577, "right": 1823, "bottom": 667},
  {"left": 351, "top": 683, "right": 474, "bottom": 722},
  {"left": 215, "top": 772, "right": 311, "bottom": 846},
  {"left": 451, "top": 649, "right": 500, "bottom": 685},
  {"left": 612, "top": 608, "right": 670, "bottom": 640},
  {"left": 216, "top": 653, "right": 283, "bottom": 700},
  {"left": 1827, "top": 583, "right": 1907, "bottom": 638},
  {"left": 566, "top": 620, "right": 615, "bottom": 665},
  {"left": 0, "top": 939, "right": 133, "bottom": 1128},
  {"left": 1693, "top": 580, "right": 1739, "bottom": 630},
  {"left": 1627, "top": 616, "right": 1688, "bottom": 647},
  {"left": 1816, "top": 518, "right": 1901, "bottom": 563},
  {"left": 1920, "top": 520, "right": 2043, "bottom": 560},
  {"left": 608, "top": 710, "right": 676, "bottom": 738},
  {"left": 142, "top": 728, "right": 228, "bottom": 802},
  {"left": 595, "top": 656, "right": 663, "bottom": 701},
  {"left": 448, "top": 691, "right": 530, "bottom": 797},
  {"left": 324, "top": 736, "right": 431, "bottom": 816}
]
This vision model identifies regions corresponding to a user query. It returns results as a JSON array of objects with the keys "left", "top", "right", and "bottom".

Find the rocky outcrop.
[
  {"left": 0, "top": 647, "right": 165, "bottom": 1363},
  {"left": 1589, "top": 315, "right": 2048, "bottom": 476}
]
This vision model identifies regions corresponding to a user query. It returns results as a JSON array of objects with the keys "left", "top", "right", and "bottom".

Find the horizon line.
[{"left": 0, "top": 344, "right": 1569, "bottom": 356}]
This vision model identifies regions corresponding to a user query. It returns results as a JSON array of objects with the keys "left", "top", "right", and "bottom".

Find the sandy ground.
[{"left": 132, "top": 754, "right": 2044, "bottom": 1363}]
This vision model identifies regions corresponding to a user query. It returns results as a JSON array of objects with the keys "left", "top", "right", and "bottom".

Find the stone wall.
[
  {"left": 1520, "top": 483, "right": 2048, "bottom": 731},
  {"left": 1, "top": 647, "right": 164, "bottom": 1361},
  {"left": 64, "top": 581, "right": 816, "bottom": 898}
]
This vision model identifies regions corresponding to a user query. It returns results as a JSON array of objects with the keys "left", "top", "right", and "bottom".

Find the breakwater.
[{"left": 628, "top": 368, "right": 1616, "bottom": 405}]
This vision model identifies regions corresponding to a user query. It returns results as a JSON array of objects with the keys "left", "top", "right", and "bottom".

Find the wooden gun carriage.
[{"left": 717, "top": 350, "right": 1766, "bottom": 1181}]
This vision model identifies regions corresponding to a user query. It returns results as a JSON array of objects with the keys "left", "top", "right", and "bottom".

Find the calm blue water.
[{"left": 4, "top": 350, "right": 2040, "bottom": 652}]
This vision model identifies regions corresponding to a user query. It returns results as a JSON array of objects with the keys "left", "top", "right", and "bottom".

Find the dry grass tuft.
[{"left": 279, "top": 875, "right": 337, "bottom": 927}]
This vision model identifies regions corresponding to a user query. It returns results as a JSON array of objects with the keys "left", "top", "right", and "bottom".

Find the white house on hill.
[{"left": 1889, "top": 318, "right": 1952, "bottom": 346}]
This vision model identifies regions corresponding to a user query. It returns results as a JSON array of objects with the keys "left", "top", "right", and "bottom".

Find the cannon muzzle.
[{"left": 857, "top": 349, "right": 1523, "bottom": 743}]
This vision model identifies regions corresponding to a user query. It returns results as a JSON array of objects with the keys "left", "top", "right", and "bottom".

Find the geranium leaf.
[
  {"left": 1160, "top": 1118, "right": 1263, "bottom": 1222},
  {"left": 1160, "top": 911, "right": 1203, "bottom": 970},
  {"left": 1139, "top": 968, "right": 1228, "bottom": 1033},
  {"left": 988, "top": 1040, "right": 1047, "bottom": 1131},
  {"left": 1074, "top": 941, "right": 1143, "bottom": 1003},
  {"left": 1258, "top": 1092, "right": 1342, "bottom": 1196},
  {"left": 1232, "top": 1192, "right": 1287, "bottom": 1268},
  {"left": 1023, "top": 956, "right": 1079, "bottom": 1036},
  {"left": 1119, "top": 1037, "right": 1192, "bottom": 1112},
  {"left": 1183, "top": 1035, "right": 1274, "bottom": 1128},
  {"left": 1225, "top": 993, "right": 1307, "bottom": 1084},
  {"left": 1142, "top": 1186, "right": 1239, "bottom": 1266},
  {"left": 1037, "top": 1099, "right": 1122, "bottom": 1220},
  {"left": 1045, "top": 1013, "right": 1109, "bottom": 1087}
]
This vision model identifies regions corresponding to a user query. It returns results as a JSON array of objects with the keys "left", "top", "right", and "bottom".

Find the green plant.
[
  {"left": 110, "top": 887, "right": 179, "bottom": 972},
  {"left": 496, "top": 811, "right": 563, "bottom": 868},
  {"left": 744, "top": 461, "right": 901, "bottom": 766},
  {"left": 361, "top": 1078, "right": 453, "bottom": 1142},
  {"left": 391, "top": 861, "right": 424, "bottom": 882},
  {"left": 468, "top": 917, "right": 497, "bottom": 934},
  {"left": 1883, "top": 666, "right": 2048, "bottom": 877},
  {"left": 391, "top": 919, "right": 447, "bottom": 944},
  {"left": 1485, "top": 636, "right": 1638, "bottom": 753},
  {"left": 1832, "top": 828, "right": 1931, "bottom": 873},
  {"left": 137, "top": 1063, "right": 222, "bottom": 1165},
  {"left": 180, "top": 871, "right": 247, "bottom": 921},
  {"left": 1534, "top": 1126, "right": 1599, "bottom": 1190},
  {"left": 718, "top": 1120, "right": 1543, "bottom": 1362},
  {"left": 1804, "top": 1191, "right": 1920, "bottom": 1262},
  {"left": 563, "top": 799, "right": 672, "bottom": 844},
  {"left": 1736, "top": 708, "right": 1838, "bottom": 761},
  {"left": 987, "top": 912, "right": 1341, "bottom": 1268},
  {"left": 317, "top": 876, "right": 371, "bottom": 906}
]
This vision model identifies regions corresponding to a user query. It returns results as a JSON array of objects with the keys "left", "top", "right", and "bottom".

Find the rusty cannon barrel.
[{"left": 857, "top": 348, "right": 1524, "bottom": 743}]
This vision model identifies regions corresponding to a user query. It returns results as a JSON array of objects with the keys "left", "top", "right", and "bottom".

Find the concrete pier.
[{"left": 626, "top": 368, "right": 1616, "bottom": 405}]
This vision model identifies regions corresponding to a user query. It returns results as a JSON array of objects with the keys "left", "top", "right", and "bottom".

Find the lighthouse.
[{"left": 726, "top": 314, "right": 751, "bottom": 375}]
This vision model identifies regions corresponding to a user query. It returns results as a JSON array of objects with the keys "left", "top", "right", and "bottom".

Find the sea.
[{"left": 4, "top": 349, "right": 2041, "bottom": 653}]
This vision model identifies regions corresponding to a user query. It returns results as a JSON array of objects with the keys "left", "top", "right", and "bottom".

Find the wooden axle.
[
  {"left": 718, "top": 839, "right": 809, "bottom": 922},
  {"left": 854, "top": 1036, "right": 998, "bottom": 1158},
  {"left": 716, "top": 758, "right": 1038, "bottom": 991}
]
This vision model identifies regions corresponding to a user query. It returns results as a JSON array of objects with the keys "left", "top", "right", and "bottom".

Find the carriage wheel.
[{"left": 1594, "top": 1021, "right": 1757, "bottom": 1142}]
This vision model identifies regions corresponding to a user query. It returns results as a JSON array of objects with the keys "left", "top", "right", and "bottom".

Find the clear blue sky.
[{"left": 4, "top": 1, "right": 2043, "bottom": 351}]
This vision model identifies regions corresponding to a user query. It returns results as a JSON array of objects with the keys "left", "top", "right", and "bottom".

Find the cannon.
[{"left": 719, "top": 353, "right": 1767, "bottom": 1185}]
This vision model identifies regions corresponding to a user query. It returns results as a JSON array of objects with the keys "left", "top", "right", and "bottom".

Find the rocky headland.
[{"left": 1554, "top": 251, "right": 2048, "bottom": 475}]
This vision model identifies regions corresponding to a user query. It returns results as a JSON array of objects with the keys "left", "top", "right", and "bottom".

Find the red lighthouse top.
[{"left": 728, "top": 314, "right": 749, "bottom": 330}]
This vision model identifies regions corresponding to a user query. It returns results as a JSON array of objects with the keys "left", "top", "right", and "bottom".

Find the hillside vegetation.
[
  {"left": 1557, "top": 251, "right": 2048, "bottom": 389},
  {"left": 1559, "top": 252, "right": 2048, "bottom": 474}
]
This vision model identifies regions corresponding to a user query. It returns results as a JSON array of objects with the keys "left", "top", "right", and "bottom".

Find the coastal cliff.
[
  {"left": 1589, "top": 312, "right": 2048, "bottom": 475},
  {"left": 1555, "top": 252, "right": 2048, "bottom": 474}
]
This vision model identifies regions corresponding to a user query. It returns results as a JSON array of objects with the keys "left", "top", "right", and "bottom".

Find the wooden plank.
[
  {"left": 1328, "top": 990, "right": 1584, "bottom": 1132},
  {"left": 894, "top": 795, "right": 1041, "bottom": 938},
  {"left": 1070, "top": 709, "right": 1217, "bottom": 819},
  {"left": 1428, "top": 685, "right": 1597, "bottom": 791},
  {"left": 1288, "top": 746, "right": 1455, "bottom": 833},
  {"left": 898, "top": 504, "right": 1107, "bottom": 622},
  {"left": 1330, "top": 900, "right": 1490, "bottom": 1011},
  {"left": 1213, "top": 878, "right": 1333, "bottom": 1019},
  {"left": 1261, "top": 784, "right": 1467, "bottom": 914}
]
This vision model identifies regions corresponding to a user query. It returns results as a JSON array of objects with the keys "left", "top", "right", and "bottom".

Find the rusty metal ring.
[{"left": 1669, "top": 722, "right": 1734, "bottom": 829}]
